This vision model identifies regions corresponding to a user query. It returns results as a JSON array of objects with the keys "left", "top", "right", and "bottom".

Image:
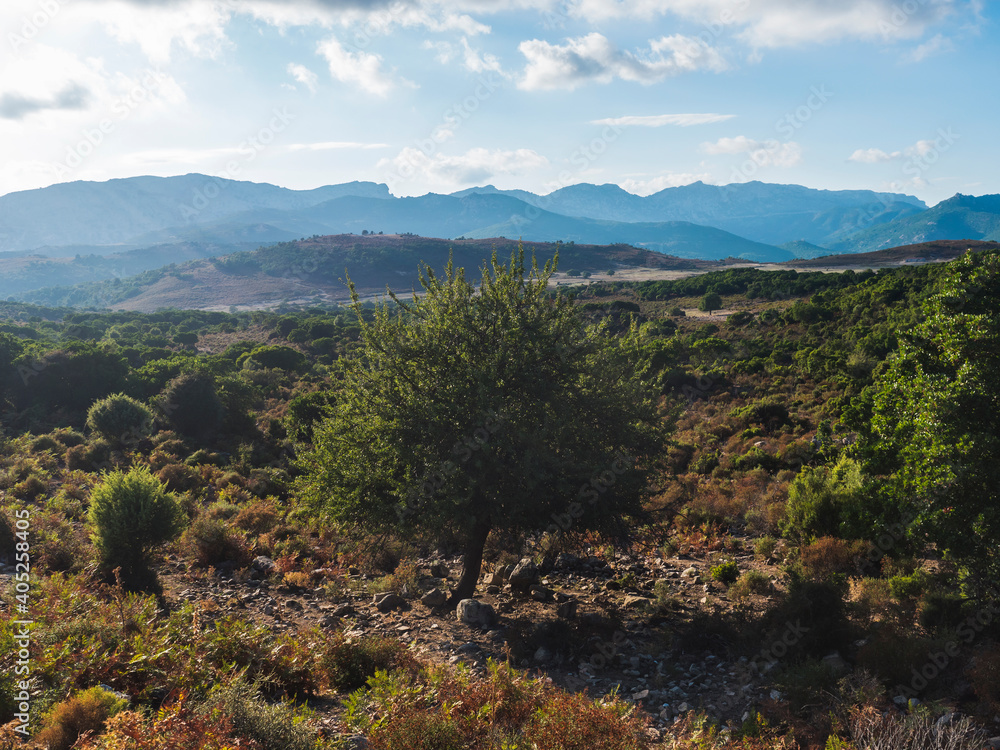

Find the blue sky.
[{"left": 0, "top": 0, "right": 992, "bottom": 205}]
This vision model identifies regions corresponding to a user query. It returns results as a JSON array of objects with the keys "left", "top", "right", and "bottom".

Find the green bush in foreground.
[{"left": 88, "top": 465, "right": 186, "bottom": 591}]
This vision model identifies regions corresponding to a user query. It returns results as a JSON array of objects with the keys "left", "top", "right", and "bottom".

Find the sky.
[{"left": 0, "top": 0, "right": 993, "bottom": 206}]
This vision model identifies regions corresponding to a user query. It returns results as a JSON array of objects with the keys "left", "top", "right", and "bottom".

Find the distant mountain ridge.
[{"left": 0, "top": 175, "right": 928, "bottom": 260}]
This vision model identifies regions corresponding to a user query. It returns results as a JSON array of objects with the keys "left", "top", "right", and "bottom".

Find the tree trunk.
[{"left": 448, "top": 515, "right": 491, "bottom": 606}]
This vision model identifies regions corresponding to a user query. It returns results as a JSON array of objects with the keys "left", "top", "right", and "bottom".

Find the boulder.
[
  {"left": 456, "top": 598, "right": 497, "bottom": 628},
  {"left": 420, "top": 588, "right": 448, "bottom": 608},
  {"left": 252, "top": 555, "right": 276, "bottom": 575},
  {"left": 374, "top": 592, "right": 406, "bottom": 612},
  {"left": 508, "top": 557, "right": 538, "bottom": 594}
]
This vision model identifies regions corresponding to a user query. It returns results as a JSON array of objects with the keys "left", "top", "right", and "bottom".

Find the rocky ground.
[{"left": 157, "top": 544, "right": 807, "bottom": 744}]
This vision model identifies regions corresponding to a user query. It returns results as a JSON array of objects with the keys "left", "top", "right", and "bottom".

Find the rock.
[
  {"left": 483, "top": 571, "right": 501, "bottom": 585},
  {"left": 769, "top": 690, "right": 782, "bottom": 702},
  {"left": 457, "top": 642, "right": 481, "bottom": 654},
  {"left": 456, "top": 598, "right": 497, "bottom": 628},
  {"left": 252, "top": 556, "right": 276, "bottom": 575},
  {"left": 509, "top": 558, "right": 538, "bottom": 594},
  {"left": 936, "top": 712, "right": 959, "bottom": 727},
  {"left": 821, "top": 652, "right": 850, "bottom": 678},
  {"left": 420, "top": 588, "right": 448, "bottom": 608},
  {"left": 486, "top": 585, "right": 500, "bottom": 595},
  {"left": 534, "top": 646, "right": 552, "bottom": 663},
  {"left": 530, "top": 585, "right": 555, "bottom": 602},
  {"left": 986, "top": 737, "right": 1000, "bottom": 750},
  {"left": 429, "top": 562, "right": 449, "bottom": 578},
  {"left": 374, "top": 593, "right": 406, "bottom": 612},
  {"left": 632, "top": 689, "right": 649, "bottom": 701},
  {"left": 680, "top": 566, "right": 698, "bottom": 579},
  {"left": 624, "top": 595, "right": 650, "bottom": 609},
  {"left": 342, "top": 735, "right": 369, "bottom": 750},
  {"left": 285, "top": 599, "right": 303, "bottom": 611},
  {"left": 678, "top": 702, "right": 691, "bottom": 713},
  {"left": 333, "top": 604, "right": 355, "bottom": 617},
  {"left": 557, "top": 600, "right": 578, "bottom": 619}
]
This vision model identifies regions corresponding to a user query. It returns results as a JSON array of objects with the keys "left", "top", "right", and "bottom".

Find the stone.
[
  {"left": 530, "top": 585, "right": 555, "bottom": 602},
  {"left": 509, "top": 558, "right": 538, "bottom": 593},
  {"left": 769, "top": 690, "right": 782, "bottom": 701},
  {"left": 457, "top": 642, "right": 481, "bottom": 654},
  {"left": 680, "top": 566, "right": 698, "bottom": 579},
  {"left": 285, "top": 599, "right": 303, "bottom": 611},
  {"left": 429, "top": 562, "right": 449, "bottom": 578},
  {"left": 632, "top": 689, "right": 649, "bottom": 701},
  {"left": 456, "top": 598, "right": 497, "bottom": 628},
  {"left": 420, "top": 588, "right": 448, "bottom": 607},
  {"left": 374, "top": 593, "right": 406, "bottom": 612},
  {"left": 483, "top": 571, "right": 500, "bottom": 585},
  {"left": 557, "top": 600, "right": 578, "bottom": 619},
  {"left": 252, "top": 556, "right": 276, "bottom": 574},
  {"left": 821, "top": 651, "right": 850, "bottom": 678},
  {"left": 534, "top": 646, "right": 552, "bottom": 663},
  {"left": 677, "top": 702, "right": 691, "bottom": 713}
]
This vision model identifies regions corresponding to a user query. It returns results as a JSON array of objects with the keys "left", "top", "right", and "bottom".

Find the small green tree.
[
  {"left": 86, "top": 393, "right": 155, "bottom": 445},
  {"left": 780, "top": 455, "right": 864, "bottom": 542},
  {"left": 698, "top": 292, "right": 723, "bottom": 313},
  {"left": 299, "top": 249, "right": 664, "bottom": 603},
  {"left": 157, "top": 371, "right": 224, "bottom": 437},
  {"left": 88, "top": 466, "right": 186, "bottom": 591}
]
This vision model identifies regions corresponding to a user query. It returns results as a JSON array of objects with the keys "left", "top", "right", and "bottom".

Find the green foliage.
[
  {"left": 206, "top": 678, "right": 318, "bottom": 750},
  {"left": 859, "top": 249, "right": 1000, "bottom": 589},
  {"left": 300, "top": 248, "right": 663, "bottom": 599},
  {"left": 320, "top": 631, "right": 417, "bottom": 692},
  {"left": 241, "top": 345, "right": 307, "bottom": 372},
  {"left": 158, "top": 371, "right": 224, "bottom": 438},
  {"left": 780, "top": 455, "right": 865, "bottom": 542},
  {"left": 88, "top": 465, "right": 186, "bottom": 590},
  {"left": 36, "top": 686, "right": 128, "bottom": 750},
  {"left": 710, "top": 559, "right": 739, "bottom": 584},
  {"left": 86, "top": 392, "right": 155, "bottom": 444},
  {"left": 698, "top": 291, "right": 723, "bottom": 313},
  {"left": 888, "top": 569, "right": 932, "bottom": 600}
]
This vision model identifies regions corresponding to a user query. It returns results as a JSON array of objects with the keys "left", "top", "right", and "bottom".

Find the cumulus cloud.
[
  {"left": 591, "top": 113, "right": 734, "bottom": 127},
  {"left": 379, "top": 146, "right": 548, "bottom": 185},
  {"left": 701, "top": 135, "right": 802, "bottom": 167},
  {"left": 518, "top": 32, "right": 726, "bottom": 90},
  {"left": 287, "top": 63, "right": 319, "bottom": 93},
  {"left": 317, "top": 37, "right": 397, "bottom": 96},
  {"left": 848, "top": 147, "right": 899, "bottom": 163}
]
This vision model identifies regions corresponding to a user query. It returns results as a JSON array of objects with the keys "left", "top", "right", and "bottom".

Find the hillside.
[
  {"left": 16, "top": 234, "right": 722, "bottom": 311},
  {"left": 781, "top": 239, "right": 1000, "bottom": 268},
  {"left": 828, "top": 193, "right": 1000, "bottom": 253}
]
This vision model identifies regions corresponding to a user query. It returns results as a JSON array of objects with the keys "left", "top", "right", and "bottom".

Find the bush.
[
  {"left": 320, "top": 632, "right": 418, "bottom": 692},
  {"left": 889, "top": 569, "right": 932, "bottom": 600},
  {"left": 918, "top": 591, "right": 969, "bottom": 633},
  {"left": 729, "top": 570, "right": 772, "bottom": 600},
  {"left": 65, "top": 439, "right": 112, "bottom": 472},
  {"left": 711, "top": 560, "right": 740, "bottom": 584},
  {"left": 36, "top": 686, "right": 128, "bottom": 750},
  {"left": 753, "top": 535, "right": 778, "bottom": 559},
  {"left": 233, "top": 499, "right": 281, "bottom": 535},
  {"left": 968, "top": 645, "right": 1000, "bottom": 712},
  {"left": 206, "top": 678, "right": 317, "bottom": 750},
  {"left": 87, "top": 393, "right": 155, "bottom": 445},
  {"left": 88, "top": 466, "right": 186, "bottom": 590},
  {"left": 799, "top": 537, "right": 867, "bottom": 580},
  {"left": 180, "top": 516, "right": 251, "bottom": 567},
  {"left": 780, "top": 455, "right": 864, "bottom": 542},
  {"left": 158, "top": 371, "right": 224, "bottom": 438}
]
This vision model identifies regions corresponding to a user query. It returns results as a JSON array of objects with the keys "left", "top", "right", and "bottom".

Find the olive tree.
[{"left": 298, "top": 249, "right": 664, "bottom": 603}]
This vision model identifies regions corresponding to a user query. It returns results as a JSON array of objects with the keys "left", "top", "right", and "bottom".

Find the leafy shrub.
[
  {"left": 206, "top": 679, "right": 317, "bottom": 750},
  {"left": 799, "top": 537, "right": 867, "bottom": 580},
  {"left": 729, "top": 570, "right": 772, "bottom": 600},
  {"left": 180, "top": 516, "right": 250, "bottom": 567},
  {"left": 30, "top": 434, "right": 63, "bottom": 455},
  {"left": 86, "top": 393, "right": 155, "bottom": 444},
  {"left": 156, "top": 462, "right": 202, "bottom": 493},
  {"left": 889, "top": 569, "right": 932, "bottom": 600},
  {"left": 848, "top": 577, "right": 897, "bottom": 626},
  {"left": 233, "top": 499, "right": 280, "bottom": 535},
  {"left": 918, "top": 591, "right": 969, "bottom": 633},
  {"left": 36, "top": 686, "right": 128, "bottom": 750},
  {"left": 780, "top": 456, "right": 864, "bottom": 542},
  {"left": 711, "top": 560, "right": 740, "bottom": 584},
  {"left": 158, "top": 371, "right": 224, "bottom": 437},
  {"left": 320, "top": 632, "right": 418, "bottom": 692},
  {"left": 753, "top": 535, "right": 778, "bottom": 559},
  {"left": 65, "top": 439, "right": 112, "bottom": 472},
  {"left": 88, "top": 465, "right": 186, "bottom": 590}
]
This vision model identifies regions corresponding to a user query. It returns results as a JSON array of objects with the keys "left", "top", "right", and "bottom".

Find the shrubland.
[{"left": 0, "top": 248, "right": 998, "bottom": 748}]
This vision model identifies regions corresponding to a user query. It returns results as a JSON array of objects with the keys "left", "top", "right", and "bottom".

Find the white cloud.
[
  {"left": 848, "top": 139, "right": 939, "bottom": 163},
  {"left": 702, "top": 135, "right": 802, "bottom": 167},
  {"left": 379, "top": 146, "right": 548, "bottom": 186},
  {"left": 422, "top": 40, "right": 456, "bottom": 64},
  {"left": 287, "top": 63, "right": 319, "bottom": 93},
  {"left": 286, "top": 141, "right": 389, "bottom": 151},
  {"left": 620, "top": 172, "right": 713, "bottom": 195},
  {"left": 591, "top": 113, "right": 734, "bottom": 127},
  {"left": 317, "top": 37, "right": 396, "bottom": 96},
  {"left": 460, "top": 37, "right": 507, "bottom": 75},
  {"left": 564, "top": 0, "right": 965, "bottom": 48},
  {"left": 848, "top": 147, "right": 899, "bottom": 163},
  {"left": 517, "top": 32, "right": 726, "bottom": 91},
  {"left": 904, "top": 33, "right": 954, "bottom": 62}
]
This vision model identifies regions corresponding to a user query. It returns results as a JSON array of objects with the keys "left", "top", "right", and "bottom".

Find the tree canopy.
[{"left": 298, "top": 248, "right": 665, "bottom": 601}]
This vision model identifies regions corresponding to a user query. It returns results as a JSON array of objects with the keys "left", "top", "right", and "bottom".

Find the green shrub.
[
  {"left": 710, "top": 560, "right": 740, "bottom": 584},
  {"left": 753, "top": 535, "right": 777, "bottom": 559},
  {"left": 158, "top": 371, "right": 224, "bottom": 437},
  {"left": 729, "top": 570, "right": 772, "bottom": 600},
  {"left": 35, "top": 686, "right": 128, "bottom": 750},
  {"left": 86, "top": 393, "right": 155, "bottom": 444},
  {"left": 888, "top": 569, "right": 932, "bottom": 600},
  {"left": 780, "top": 455, "right": 863, "bottom": 542},
  {"left": 206, "top": 679, "right": 316, "bottom": 750},
  {"left": 88, "top": 466, "right": 186, "bottom": 590},
  {"left": 320, "top": 632, "right": 418, "bottom": 692},
  {"left": 65, "top": 439, "right": 112, "bottom": 472},
  {"left": 918, "top": 591, "right": 969, "bottom": 633}
]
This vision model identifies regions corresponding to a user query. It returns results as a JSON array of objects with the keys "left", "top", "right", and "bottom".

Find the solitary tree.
[
  {"left": 860, "top": 250, "right": 1000, "bottom": 592},
  {"left": 698, "top": 292, "right": 723, "bottom": 314},
  {"left": 299, "top": 248, "right": 664, "bottom": 603}
]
